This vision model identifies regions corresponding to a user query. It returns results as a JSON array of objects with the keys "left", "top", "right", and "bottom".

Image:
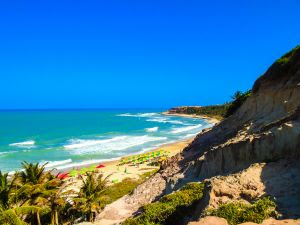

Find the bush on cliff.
[
  {"left": 122, "top": 182, "right": 205, "bottom": 225},
  {"left": 206, "top": 197, "right": 277, "bottom": 225},
  {"left": 225, "top": 90, "right": 252, "bottom": 117}
]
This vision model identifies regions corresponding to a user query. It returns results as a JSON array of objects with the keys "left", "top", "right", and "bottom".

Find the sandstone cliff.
[{"left": 95, "top": 46, "right": 300, "bottom": 224}]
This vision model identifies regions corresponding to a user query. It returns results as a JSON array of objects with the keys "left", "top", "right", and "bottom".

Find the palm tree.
[
  {"left": 0, "top": 171, "right": 42, "bottom": 225},
  {"left": 0, "top": 171, "right": 10, "bottom": 210},
  {"left": 74, "top": 172, "right": 109, "bottom": 222},
  {"left": 12, "top": 162, "right": 59, "bottom": 225},
  {"left": 19, "top": 162, "right": 48, "bottom": 185},
  {"left": 41, "top": 178, "right": 74, "bottom": 225},
  {"left": 231, "top": 90, "right": 243, "bottom": 100}
]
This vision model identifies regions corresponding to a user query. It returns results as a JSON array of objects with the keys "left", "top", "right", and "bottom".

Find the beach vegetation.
[
  {"left": 173, "top": 89, "right": 252, "bottom": 119},
  {"left": 100, "top": 168, "right": 159, "bottom": 208},
  {"left": 122, "top": 182, "right": 204, "bottom": 225},
  {"left": 205, "top": 197, "right": 277, "bottom": 225},
  {"left": 0, "top": 161, "right": 160, "bottom": 224},
  {"left": 73, "top": 172, "right": 109, "bottom": 222},
  {"left": 224, "top": 90, "right": 252, "bottom": 117}
]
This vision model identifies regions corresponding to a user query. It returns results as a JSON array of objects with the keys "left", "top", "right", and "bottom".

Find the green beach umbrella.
[
  {"left": 69, "top": 170, "right": 78, "bottom": 177},
  {"left": 79, "top": 168, "right": 88, "bottom": 175}
]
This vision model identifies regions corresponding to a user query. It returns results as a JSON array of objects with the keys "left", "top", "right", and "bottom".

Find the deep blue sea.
[{"left": 0, "top": 109, "right": 212, "bottom": 172}]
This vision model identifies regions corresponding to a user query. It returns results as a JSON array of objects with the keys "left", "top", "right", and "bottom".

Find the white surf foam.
[
  {"left": 145, "top": 127, "right": 159, "bottom": 132},
  {"left": 184, "top": 133, "right": 198, "bottom": 138},
  {"left": 146, "top": 117, "right": 185, "bottom": 125},
  {"left": 43, "top": 159, "right": 73, "bottom": 168},
  {"left": 0, "top": 151, "right": 17, "bottom": 155},
  {"left": 64, "top": 135, "right": 168, "bottom": 155},
  {"left": 9, "top": 140, "right": 35, "bottom": 148},
  {"left": 170, "top": 124, "right": 203, "bottom": 134},
  {"left": 54, "top": 157, "right": 122, "bottom": 171},
  {"left": 117, "top": 113, "right": 158, "bottom": 117}
]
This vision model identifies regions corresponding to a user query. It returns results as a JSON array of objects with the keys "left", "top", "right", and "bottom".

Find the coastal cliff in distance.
[{"left": 94, "top": 46, "right": 300, "bottom": 225}]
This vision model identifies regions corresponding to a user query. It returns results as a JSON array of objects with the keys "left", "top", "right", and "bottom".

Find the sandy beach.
[
  {"left": 63, "top": 113, "right": 217, "bottom": 192},
  {"left": 161, "top": 112, "right": 221, "bottom": 124},
  {"left": 65, "top": 138, "right": 194, "bottom": 192}
]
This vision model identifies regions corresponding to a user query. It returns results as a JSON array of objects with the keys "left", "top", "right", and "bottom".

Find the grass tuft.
[
  {"left": 123, "top": 182, "right": 205, "bottom": 225},
  {"left": 205, "top": 197, "right": 277, "bottom": 225}
]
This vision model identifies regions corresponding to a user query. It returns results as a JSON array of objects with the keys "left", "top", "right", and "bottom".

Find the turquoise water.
[{"left": 0, "top": 109, "right": 212, "bottom": 172}]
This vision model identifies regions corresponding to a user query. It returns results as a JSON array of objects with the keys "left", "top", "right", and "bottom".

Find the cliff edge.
[{"left": 94, "top": 46, "right": 300, "bottom": 224}]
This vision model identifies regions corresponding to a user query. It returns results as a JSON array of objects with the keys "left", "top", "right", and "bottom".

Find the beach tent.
[{"left": 96, "top": 164, "right": 105, "bottom": 169}]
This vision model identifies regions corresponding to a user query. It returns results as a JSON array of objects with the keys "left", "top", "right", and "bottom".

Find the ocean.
[{"left": 0, "top": 109, "right": 212, "bottom": 173}]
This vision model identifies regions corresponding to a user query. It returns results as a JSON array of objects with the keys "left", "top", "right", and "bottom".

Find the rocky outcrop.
[{"left": 189, "top": 217, "right": 300, "bottom": 225}]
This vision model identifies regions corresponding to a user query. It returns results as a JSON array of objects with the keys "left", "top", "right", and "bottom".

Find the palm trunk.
[
  {"left": 51, "top": 212, "right": 55, "bottom": 225},
  {"left": 55, "top": 210, "right": 59, "bottom": 225},
  {"left": 36, "top": 212, "right": 41, "bottom": 225}
]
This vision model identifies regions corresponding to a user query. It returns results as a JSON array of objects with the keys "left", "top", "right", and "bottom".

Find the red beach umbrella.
[
  {"left": 96, "top": 164, "right": 105, "bottom": 169},
  {"left": 58, "top": 172, "right": 69, "bottom": 179}
]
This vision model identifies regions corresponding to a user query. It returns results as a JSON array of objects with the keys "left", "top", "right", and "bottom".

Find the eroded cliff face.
[
  {"left": 182, "top": 46, "right": 300, "bottom": 181},
  {"left": 95, "top": 46, "right": 300, "bottom": 224}
]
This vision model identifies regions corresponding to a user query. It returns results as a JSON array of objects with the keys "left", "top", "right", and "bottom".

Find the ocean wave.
[
  {"left": 9, "top": 140, "right": 35, "bottom": 148},
  {"left": 184, "top": 133, "right": 197, "bottom": 138},
  {"left": 0, "top": 151, "right": 17, "bottom": 156},
  {"left": 64, "top": 135, "right": 168, "bottom": 155},
  {"left": 170, "top": 124, "right": 203, "bottom": 134},
  {"left": 54, "top": 157, "right": 121, "bottom": 171},
  {"left": 145, "top": 127, "right": 159, "bottom": 132},
  {"left": 117, "top": 113, "right": 158, "bottom": 117},
  {"left": 42, "top": 159, "right": 73, "bottom": 168},
  {"left": 146, "top": 117, "right": 185, "bottom": 125}
]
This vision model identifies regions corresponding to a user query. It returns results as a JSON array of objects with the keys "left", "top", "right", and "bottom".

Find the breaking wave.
[
  {"left": 145, "top": 127, "right": 159, "bottom": 132},
  {"left": 64, "top": 135, "right": 168, "bottom": 155},
  {"left": 9, "top": 140, "right": 35, "bottom": 148},
  {"left": 170, "top": 124, "right": 203, "bottom": 134}
]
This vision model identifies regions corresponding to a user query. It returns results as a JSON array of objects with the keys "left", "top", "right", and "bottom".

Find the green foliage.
[
  {"left": 171, "top": 89, "right": 252, "bottom": 120},
  {"left": 100, "top": 169, "right": 159, "bottom": 208},
  {"left": 176, "top": 105, "right": 228, "bottom": 120},
  {"left": 206, "top": 197, "right": 277, "bottom": 225},
  {"left": 0, "top": 161, "right": 158, "bottom": 225},
  {"left": 225, "top": 90, "right": 252, "bottom": 117},
  {"left": 123, "top": 182, "right": 204, "bottom": 225},
  {"left": 19, "top": 162, "right": 48, "bottom": 185},
  {"left": 73, "top": 172, "right": 109, "bottom": 222},
  {"left": 276, "top": 45, "right": 300, "bottom": 65},
  {"left": 0, "top": 171, "right": 10, "bottom": 210}
]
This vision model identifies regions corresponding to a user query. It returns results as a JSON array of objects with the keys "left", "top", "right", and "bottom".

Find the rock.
[
  {"left": 239, "top": 218, "right": 300, "bottom": 225},
  {"left": 188, "top": 216, "right": 228, "bottom": 225}
]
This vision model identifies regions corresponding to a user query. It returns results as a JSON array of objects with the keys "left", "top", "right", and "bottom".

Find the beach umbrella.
[
  {"left": 96, "top": 164, "right": 105, "bottom": 169},
  {"left": 79, "top": 168, "right": 89, "bottom": 175},
  {"left": 69, "top": 170, "right": 78, "bottom": 177},
  {"left": 58, "top": 172, "right": 69, "bottom": 179}
]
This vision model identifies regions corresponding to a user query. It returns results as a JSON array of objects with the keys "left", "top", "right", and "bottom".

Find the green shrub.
[
  {"left": 206, "top": 197, "right": 277, "bottom": 225},
  {"left": 225, "top": 90, "right": 252, "bottom": 117},
  {"left": 100, "top": 169, "right": 159, "bottom": 208},
  {"left": 276, "top": 45, "right": 300, "bottom": 65},
  {"left": 123, "top": 182, "right": 205, "bottom": 225}
]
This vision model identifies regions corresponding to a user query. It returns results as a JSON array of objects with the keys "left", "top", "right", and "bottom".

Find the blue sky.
[{"left": 0, "top": 0, "right": 299, "bottom": 109}]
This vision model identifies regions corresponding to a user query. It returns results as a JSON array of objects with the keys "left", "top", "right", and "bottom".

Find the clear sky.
[{"left": 0, "top": 0, "right": 299, "bottom": 109}]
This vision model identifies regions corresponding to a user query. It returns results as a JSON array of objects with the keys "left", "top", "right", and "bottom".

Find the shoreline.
[
  {"left": 161, "top": 111, "right": 221, "bottom": 124},
  {"left": 60, "top": 112, "right": 219, "bottom": 183},
  {"left": 63, "top": 138, "right": 195, "bottom": 192},
  {"left": 8, "top": 112, "right": 218, "bottom": 182}
]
